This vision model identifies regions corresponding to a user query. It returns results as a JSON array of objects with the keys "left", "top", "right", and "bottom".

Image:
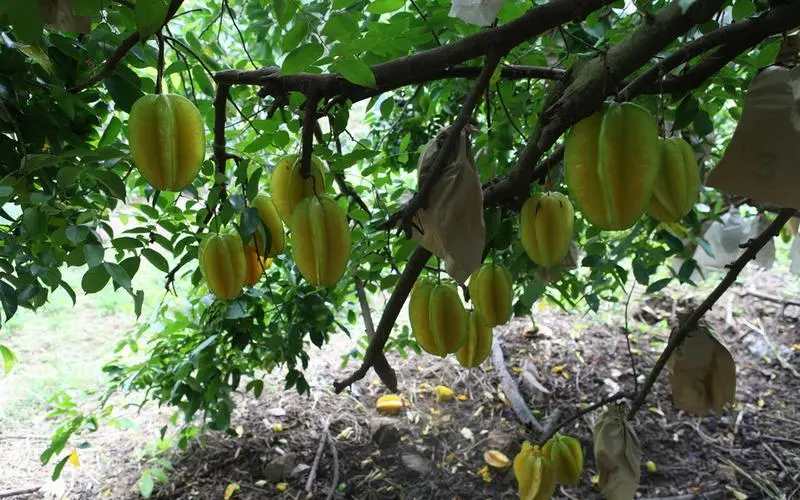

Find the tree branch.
[
  {"left": 69, "top": 0, "right": 185, "bottom": 93},
  {"left": 212, "top": 84, "right": 231, "bottom": 205},
  {"left": 215, "top": 0, "right": 615, "bottom": 100},
  {"left": 300, "top": 95, "right": 321, "bottom": 178},
  {"left": 626, "top": 208, "right": 795, "bottom": 419}
]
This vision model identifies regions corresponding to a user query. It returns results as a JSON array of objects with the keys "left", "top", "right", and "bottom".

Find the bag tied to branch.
[
  {"left": 412, "top": 126, "right": 486, "bottom": 284},
  {"left": 448, "top": 0, "right": 504, "bottom": 27},
  {"left": 593, "top": 404, "right": 641, "bottom": 500},
  {"left": 704, "top": 51, "right": 800, "bottom": 210}
]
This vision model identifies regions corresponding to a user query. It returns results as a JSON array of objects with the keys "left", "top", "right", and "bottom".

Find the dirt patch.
[{"left": 4, "top": 267, "right": 800, "bottom": 500}]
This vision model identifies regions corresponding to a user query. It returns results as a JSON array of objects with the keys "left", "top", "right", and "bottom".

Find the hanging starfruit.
[
  {"left": 520, "top": 191, "right": 574, "bottom": 268},
  {"left": 513, "top": 441, "right": 557, "bottom": 500},
  {"left": 647, "top": 137, "right": 701, "bottom": 223},
  {"left": 252, "top": 194, "right": 286, "bottom": 257},
  {"left": 128, "top": 93, "right": 205, "bottom": 192},
  {"left": 468, "top": 263, "right": 513, "bottom": 327},
  {"left": 455, "top": 310, "right": 493, "bottom": 368},
  {"left": 270, "top": 154, "right": 327, "bottom": 223},
  {"left": 244, "top": 244, "right": 272, "bottom": 286},
  {"left": 198, "top": 233, "right": 247, "bottom": 300},
  {"left": 666, "top": 317, "right": 736, "bottom": 416},
  {"left": 593, "top": 404, "right": 641, "bottom": 500},
  {"left": 408, "top": 278, "right": 467, "bottom": 357},
  {"left": 289, "top": 195, "right": 351, "bottom": 287},
  {"left": 564, "top": 102, "right": 661, "bottom": 231},
  {"left": 541, "top": 432, "right": 584, "bottom": 485}
]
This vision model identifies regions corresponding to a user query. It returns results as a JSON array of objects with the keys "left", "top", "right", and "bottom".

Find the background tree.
[{"left": 0, "top": 0, "right": 798, "bottom": 495}]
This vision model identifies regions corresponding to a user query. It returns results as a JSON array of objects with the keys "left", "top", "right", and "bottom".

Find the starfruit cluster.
[
  {"left": 270, "top": 153, "right": 327, "bottom": 223},
  {"left": 128, "top": 93, "right": 206, "bottom": 192},
  {"left": 563, "top": 102, "right": 702, "bottom": 231},
  {"left": 513, "top": 442, "right": 556, "bottom": 500}
]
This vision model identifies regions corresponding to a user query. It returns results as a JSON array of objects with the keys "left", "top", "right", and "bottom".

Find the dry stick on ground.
[
  {"left": 491, "top": 336, "right": 544, "bottom": 433},
  {"left": 69, "top": 0, "right": 185, "bottom": 93},
  {"left": 626, "top": 208, "right": 796, "bottom": 419},
  {"left": 305, "top": 417, "right": 332, "bottom": 493},
  {"left": 740, "top": 318, "right": 800, "bottom": 379},
  {"left": 0, "top": 487, "right": 41, "bottom": 499},
  {"left": 325, "top": 427, "right": 340, "bottom": 500}
]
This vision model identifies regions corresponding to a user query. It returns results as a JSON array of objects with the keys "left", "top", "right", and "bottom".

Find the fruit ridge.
[
  {"left": 198, "top": 232, "right": 247, "bottom": 300},
  {"left": 520, "top": 191, "right": 574, "bottom": 268},
  {"left": 468, "top": 263, "right": 513, "bottom": 327},
  {"left": 409, "top": 279, "right": 467, "bottom": 357},
  {"left": 455, "top": 310, "right": 493, "bottom": 368},
  {"left": 647, "top": 137, "right": 701, "bottom": 223}
]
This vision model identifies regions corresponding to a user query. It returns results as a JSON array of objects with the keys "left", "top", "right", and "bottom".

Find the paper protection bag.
[
  {"left": 448, "top": 0, "right": 504, "bottom": 27},
  {"left": 704, "top": 65, "right": 800, "bottom": 210},
  {"left": 412, "top": 127, "right": 486, "bottom": 284}
]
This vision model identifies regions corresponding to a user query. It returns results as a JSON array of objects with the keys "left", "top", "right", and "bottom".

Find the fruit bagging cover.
[{"left": 448, "top": 0, "right": 504, "bottom": 27}]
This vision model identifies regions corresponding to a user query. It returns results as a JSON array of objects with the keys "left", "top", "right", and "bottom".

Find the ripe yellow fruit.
[
  {"left": 484, "top": 450, "right": 512, "bottom": 470},
  {"left": 251, "top": 194, "right": 286, "bottom": 257},
  {"left": 542, "top": 432, "right": 584, "bottom": 485},
  {"left": 270, "top": 154, "right": 327, "bottom": 223},
  {"left": 289, "top": 195, "right": 351, "bottom": 287},
  {"left": 468, "top": 264, "right": 513, "bottom": 327},
  {"left": 128, "top": 93, "right": 205, "bottom": 192},
  {"left": 456, "top": 310, "right": 493, "bottom": 368},
  {"left": 520, "top": 192, "right": 574, "bottom": 268},
  {"left": 408, "top": 278, "right": 467, "bottom": 357},
  {"left": 244, "top": 244, "right": 273, "bottom": 286},
  {"left": 513, "top": 442, "right": 557, "bottom": 500},
  {"left": 198, "top": 233, "right": 247, "bottom": 300},
  {"left": 564, "top": 102, "right": 661, "bottom": 231},
  {"left": 376, "top": 394, "right": 404, "bottom": 414},
  {"left": 647, "top": 137, "right": 701, "bottom": 223}
]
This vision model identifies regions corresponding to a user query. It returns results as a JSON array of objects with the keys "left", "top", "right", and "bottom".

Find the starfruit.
[
  {"left": 128, "top": 93, "right": 205, "bottom": 192},
  {"left": 647, "top": 137, "right": 701, "bottom": 223},
  {"left": 666, "top": 317, "right": 736, "bottom": 416},
  {"left": 455, "top": 310, "right": 493, "bottom": 368},
  {"left": 244, "top": 244, "right": 272, "bottom": 286},
  {"left": 270, "top": 154, "right": 327, "bottom": 223},
  {"left": 564, "top": 102, "right": 661, "bottom": 231},
  {"left": 593, "top": 404, "right": 641, "bottom": 500},
  {"left": 542, "top": 432, "right": 584, "bottom": 485},
  {"left": 513, "top": 441, "right": 557, "bottom": 500},
  {"left": 252, "top": 194, "right": 286, "bottom": 257},
  {"left": 198, "top": 232, "right": 247, "bottom": 300},
  {"left": 520, "top": 191, "right": 575, "bottom": 268},
  {"left": 484, "top": 450, "right": 511, "bottom": 470},
  {"left": 408, "top": 278, "right": 467, "bottom": 357},
  {"left": 468, "top": 263, "right": 513, "bottom": 327},
  {"left": 289, "top": 195, "right": 351, "bottom": 287},
  {"left": 376, "top": 394, "right": 404, "bottom": 414}
]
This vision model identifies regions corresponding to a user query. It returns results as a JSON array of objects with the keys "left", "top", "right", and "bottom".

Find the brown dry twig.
[
  {"left": 305, "top": 417, "right": 332, "bottom": 493},
  {"left": 491, "top": 335, "right": 544, "bottom": 433}
]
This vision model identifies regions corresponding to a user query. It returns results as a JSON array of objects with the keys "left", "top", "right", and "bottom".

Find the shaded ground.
[{"left": 2, "top": 265, "right": 799, "bottom": 499}]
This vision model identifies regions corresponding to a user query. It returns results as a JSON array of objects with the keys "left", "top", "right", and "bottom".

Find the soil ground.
[{"left": 1, "top": 265, "right": 799, "bottom": 500}]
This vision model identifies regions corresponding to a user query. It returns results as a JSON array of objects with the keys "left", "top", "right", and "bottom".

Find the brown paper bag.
[
  {"left": 412, "top": 127, "right": 486, "bottom": 283},
  {"left": 704, "top": 64, "right": 800, "bottom": 210}
]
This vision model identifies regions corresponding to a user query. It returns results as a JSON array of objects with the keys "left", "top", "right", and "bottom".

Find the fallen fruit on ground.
[
  {"left": 542, "top": 432, "right": 584, "bottom": 485},
  {"left": 244, "top": 244, "right": 273, "bottom": 286},
  {"left": 468, "top": 263, "right": 513, "bottom": 327},
  {"left": 484, "top": 450, "right": 511, "bottom": 470},
  {"left": 198, "top": 232, "right": 247, "bottom": 300},
  {"left": 520, "top": 191, "right": 575, "bottom": 268},
  {"left": 647, "top": 137, "right": 701, "bottom": 223},
  {"left": 376, "top": 394, "right": 404, "bottom": 414},
  {"left": 409, "top": 279, "right": 467, "bottom": 357},
  {"left": 455, "top": 310, "right": 493, "bottom": 368},
  {"left": 513, "top": 441, "right": 557, "bottom": 500},
  {"left": 128, "top": 93, "right": 205, "bottom": 192},
  {"left": 434, "top": 385, "right": 455, "bottom": 402},
  {"left": 270, "top": 154, "right": 327, "bottom": 223},
  {"left": 564, "top": 102, "right": 660, "bottom": 231},
  {"left": 252, "top": 194, "right": 286, "bottom": 257},
  {"left": 289, "top": 195, "right": 351, "bottom": 287}
]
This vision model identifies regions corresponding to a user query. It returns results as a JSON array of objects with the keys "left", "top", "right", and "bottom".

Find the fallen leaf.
[
  {"left": 255, "top": 480, "right": 267, "bottom": 487},
  {"left": 276, "top": 482, "right": 287, "bottom": 492},
  {"left": 460, "top": 427, "right": 475, "bottom": 441},
  {"left": 435, "top": 385, "right": 454, "bottom": 402},
  {"left": 376, "top": 394, "right": 404, "bottom": 414},
  {"left": 272, "top": 423, "right": 284, "bottom": 432},
  {"left": 235, "top": 425, "right": 245, "bottom": 436},
  {"left": 267, "top": 408, "right": 287, "bottom": 417},
  {"left": 478, "top": 465, "right": 492, "bottom": 483},
  {"left": 484, "top": 450, "right": 511, "bottom": 469},
  {"left": 336, "top": 427, "right": 354, "bottom": 440},
  {"left": 647, "top": 407, "right": 665, "bottom": 417},
  {"left": 457, "top": 394, "right": 469, "bottom": 401},
  {"left": 551, "top": 365, "right": 565, "bottom": 373},
  {"left": 224, "top": 482, "right": 240, "bottom": 499},
  {"left": 69, "top": 450, "right": 80, "bottom": 468}
]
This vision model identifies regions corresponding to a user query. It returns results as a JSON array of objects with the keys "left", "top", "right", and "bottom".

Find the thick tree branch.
[
  {"left": 69, "top": 0, "right": 184, "bottom": 93},
  {"left": 300, "top": 95, "right": 321, "bottom": 178},
  {"left": 627, "top": 2, "right": 800, "bottom": 98},
  {"left": 215, "top": 0, "right": 615, "bottom": 100},
  {"left": 211, "top": 84, "right": 231, "bottom": 207},
  {"left": 627, "top": 208, "right": 795, "bottom": 419}
]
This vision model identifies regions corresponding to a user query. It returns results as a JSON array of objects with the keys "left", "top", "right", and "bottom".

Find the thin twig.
[
  {"left": 305, "top": 417, "right": 332, "bottom": 493},
  {"left": 410, "top": 0, "right": 441, "bottom": 46},
  {"left": 627, "top": 208, "right": 795, "bottom": 419},
  {"left": 155, "top": 32, "right": 165, "bottom": 94},
  {"left": 623, "top": 282, "right": 639, "bottom": 394},
  {"left": 0, "top": 487, "right": 41, "bottom": 499},
  {"left": 326, "top": 427, "right": 340, "bottom": 500},
  {"left": 539, "top": 392, "right": 632, "bottom": 444}
]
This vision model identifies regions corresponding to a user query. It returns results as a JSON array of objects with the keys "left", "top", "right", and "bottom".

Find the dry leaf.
[
  {"left": 376, "top": 394, "right": 404, "bottom": 414},
  {"left": 593, "top": 404, "right": 641, "bottom": 500},
  {"left": 460, "top": 427, "right": 474, "bottom": 441},
  {"left": 434, "top": 385, "right": 455, "bottom": 402},
  {"left": 68, "top": 450, "right": 80, "bottom": 468},
  {"left": 666, "top": 318, "right": 736, "bottom": 416},
  {"left": 224, "top": 482, "right": 240, "bottom": 499}
]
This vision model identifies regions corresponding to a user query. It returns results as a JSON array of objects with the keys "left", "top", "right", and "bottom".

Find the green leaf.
[
  {"left": 52, "top": 454, "right": 70, "bottom": 481},
  {"left": 732, "top": 0, "right": 755, "bottom": 21},
  {"left": 0, "top": 281, "right": 18, "bottom": 322},
  {"left": 134, "top": 290, "right": 144, "bottom": 317},
  {"left": 105, "top": 72, "right": 144, "bottom": 114},
  {"left": 333, "top": 55, "right": 377, "bottom": 89},
  {"left": 104, "top": 262, "right": 132, "bottom": 290},
  {"left": 366, "top": 0, "right": 405, "bottom": 14},
  {"left": 239, "top": 207, "right": 261, "bottom": 243},
  {"left": 693, "top": 110, "right": 714, "bottom": 136},
  {"left": 99, "top": 117, "right": 124, "bottom": 148},
  {"left": 139, "top": 470, "right": 154, "bottom": 498},
  {"left": 120, "top": 256, "right": 141, "bottom": 280},
  {"left": 322, "top": 13, "right": 359, "bottom": 41},
  {"left": 673, "top": 95, "right": 698, "bottom": 131},
  {"left": 6, "top": 0, "right": 43, "bottom": 45},
  {"left": 0, "top": 344, "right": 16, "bottom": 373},
  {"left": 82, "top": 265, "right": 110, "bottom": 293},
  {"left": 142, "top": 248, "right": 169, "bottom": 273},
  {"left": 23, "top": 207, "right": 47, "bottom": 236},
  {"left": 246, "top": 379, "right": 264, "bottom": 398},
  {"left": 281, "top": 43, "right": 324, "bottom": 75},
  {"left": 135, "top": 0, "right": 169, "bottom": 39},
  {"left": 59, "top": 280, "right": 77, "bottom": 306},
  {"left": 83, "top": 244, "right": 105, "bottom": 267},
  {"left": 645, "top": 278, "right": 672, "bottom": 294},
  {"left": 92, "top": 170, "right": 128, "bottom": 202},
  {"left": 66, "top": 225, "right": 90, "bottom": 245},
  {"left": 632, "top": 259, "right": 650, "bottom": 286}
]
